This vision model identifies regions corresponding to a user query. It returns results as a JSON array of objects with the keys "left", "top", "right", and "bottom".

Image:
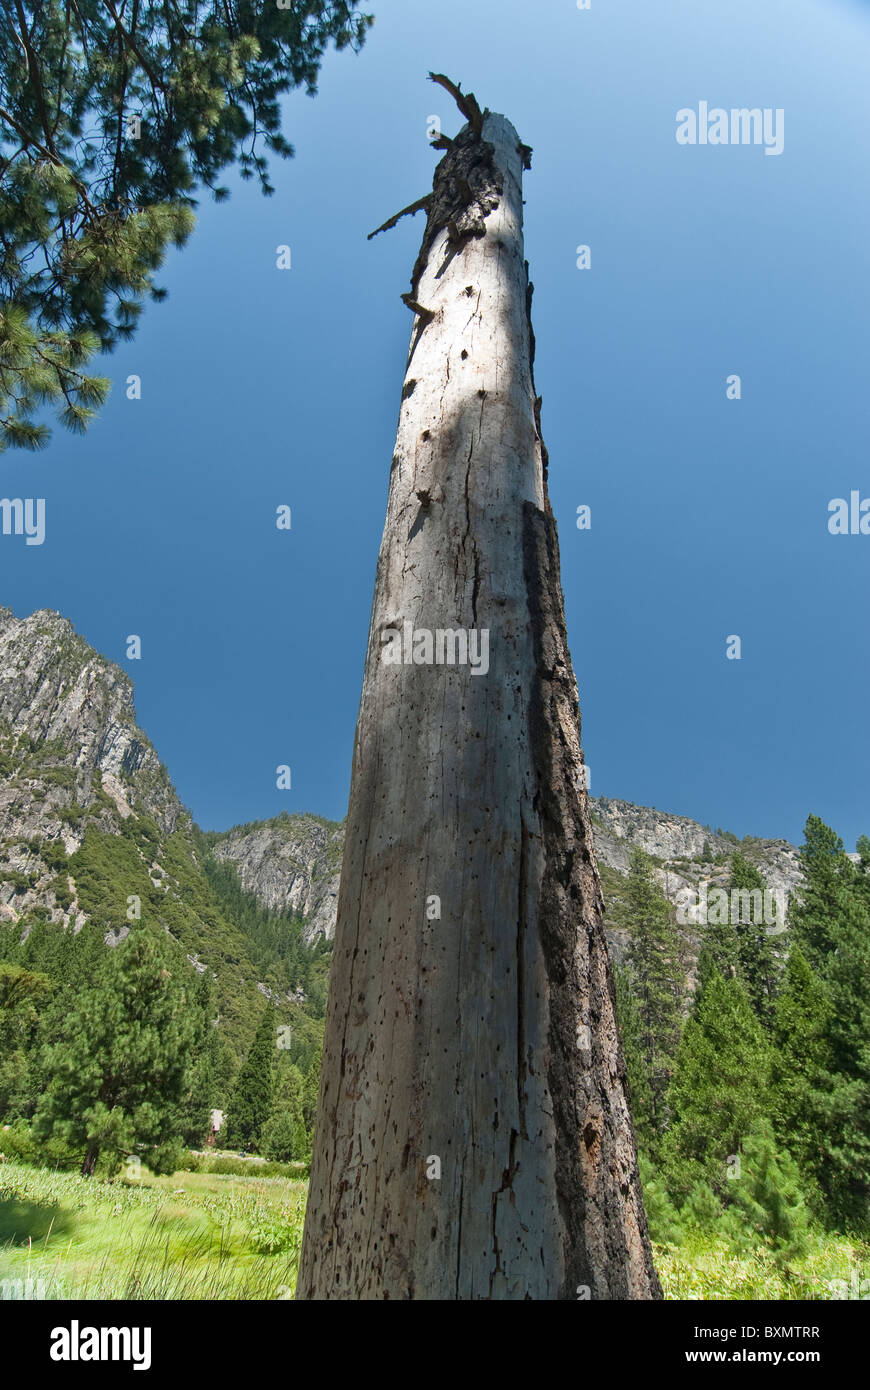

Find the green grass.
[
  {"left": 0, "top": 1161, "right": 305, "bottom": 1300},
  {"left": 2, "top": 1158, "right": 866, "bottom": 1300},
  {"left": 655, "top": 1232, "right": 870, "bottom": 1300}
]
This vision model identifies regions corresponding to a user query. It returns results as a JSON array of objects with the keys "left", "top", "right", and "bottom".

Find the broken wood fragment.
[
  {"left": 400, "top": 292, "right": 436, "bottom": 323},
  {"left": 367, "top": 194, "right": 432, "bottom": 241},
  {"left": 428, "top": 71, "right": 484, "bottom": 137}
]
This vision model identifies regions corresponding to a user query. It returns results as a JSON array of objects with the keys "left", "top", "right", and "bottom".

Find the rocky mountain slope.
[
  {"left": 1, "top": 604, "right": 806, "bottom": 994},
  {"left": 0, "top": 607, "right": 319, "bottom": 1064},
  {"left": 216, "top": 795, "right": 805, "bottom": 952},
  {"left": 0, "top": 607, "right": 180, "bottom": 848},
  {"left": 590, "top": 796, "right": 801, "bottom": 899},
  {"left": 209, "top": 814, "right": 343, "bottom": 945},
  {"left": 588, "top": 797, "right": 802, "bottom": 964}
]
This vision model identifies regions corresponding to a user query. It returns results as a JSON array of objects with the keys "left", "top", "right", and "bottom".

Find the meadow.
[
  {"left": 654, "top": 1235, "right": 869, "bottom": 1301},
  {"left": 1, "top": 1158, "right": 867, "bottom": 1301},
  {"left": 0, "top": 1160, "right": 306, "bottom": 1300}
]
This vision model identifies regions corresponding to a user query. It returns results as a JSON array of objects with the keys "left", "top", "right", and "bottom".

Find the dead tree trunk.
[{"left": 297, "top": 82, "right": 661, "bottom": 1301}]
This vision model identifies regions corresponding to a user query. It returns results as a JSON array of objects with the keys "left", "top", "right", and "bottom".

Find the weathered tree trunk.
[{"left": 297, "top": 89, "right": 661, "bottom": 1301}]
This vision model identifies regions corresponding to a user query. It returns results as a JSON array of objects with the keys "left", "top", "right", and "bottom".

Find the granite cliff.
[
  {"left": 209, "top": 814, "right": 343, "bottom": 946},
  {"left": 0, "top": 604, "right": 805, "bottom": 978},
  {"left": 215, "top": 797, "right": 804, "bottom": 954},
  {"left": 0, "top": 606, "right": 320, "bottom": 1061}
]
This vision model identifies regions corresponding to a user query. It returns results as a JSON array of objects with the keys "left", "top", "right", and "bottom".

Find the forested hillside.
[
  {"left": 612, "top": 826, "right": 870, "bottom": 1290},
  {"left": 0, "top": 607, "right": 327, "bottom": 1171}
]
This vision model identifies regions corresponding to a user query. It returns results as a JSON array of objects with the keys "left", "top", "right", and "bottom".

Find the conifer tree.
[
  {"left": 855, "top": 835, "right": 870, "bottom": 898},
  {"left": 788, "top": 816, "right": 870, "bottom": 1220},
  {"left": 302, "top": 1046, "right": 322, "bottom": 1144},
  {"left": 33, "top": 925, "right": 199, "bottom": 1175},
  {"left": 722, "top": 1123, "right": 812, "bottom": 1268},
  {"left": 819, "top": 897, "right": 870, "bottom": 1221},
  {"left": 769, "top": 945, "right": 831, "bottom": 1200},
  {"left": 226, "top": 1004, "right": 276, "bottom": 1151},
  {"left": 178, "top": 974, "right": 223, "bottom": 1148},
  {"left": 624, "top": 847, "right": 685, "bottom": 1136},
  {"left": 0, "top": 1, "right": 373, "bottom": 448},
  {"left": 727, "top": 851, "right": 780, "bottom": 1023},
  {"left": 612, "top": 961, "right": 655, "bottom": 1153},
  {"left": 788, "top": 816, "right": 852, "bottom": 969},
  {"left": 663, "top": 972, "right": 770, "bottom": 1197},
  {"left": 695, "top": 854, "right": 780, "bottom": 1025},
  {"left": 261, "top": 1061, "right": 308, "bottom": 1162},
  {"left": 0, "top": 962, "right": 52, "bottom": 1121},
  {"left": 695, "top": 917, "right": 739, "bottom": 997}
]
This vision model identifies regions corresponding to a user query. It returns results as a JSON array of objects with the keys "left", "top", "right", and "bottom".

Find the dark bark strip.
[
  {"left": 523, "top": 499, "right": 662, "bottom": 1299},
  {"left": 409, "top": 125, "right": 502, "bottom": 301}
]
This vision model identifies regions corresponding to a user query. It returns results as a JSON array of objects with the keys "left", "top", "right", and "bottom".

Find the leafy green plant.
[{"left": 248, "top": 1219, "right": 300, "bottom": 1256}]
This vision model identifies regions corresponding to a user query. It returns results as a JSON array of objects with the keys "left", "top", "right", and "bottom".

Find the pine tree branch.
[
  {"left": 14, "top": 0, "right": 62, "bottom": 159},
  {"left": 0, "top": 0, "right": 29, "bottom": 76},
  {"left": 102, "top": 0, "right": 167, "bottom": 93},
  {"left": 0, "top": 105, "right": 59, "bottom": 165}
]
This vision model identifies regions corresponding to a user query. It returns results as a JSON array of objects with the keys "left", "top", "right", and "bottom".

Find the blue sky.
[{"left": 2, "top": 0, "right": 869, "bottom": 849}]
